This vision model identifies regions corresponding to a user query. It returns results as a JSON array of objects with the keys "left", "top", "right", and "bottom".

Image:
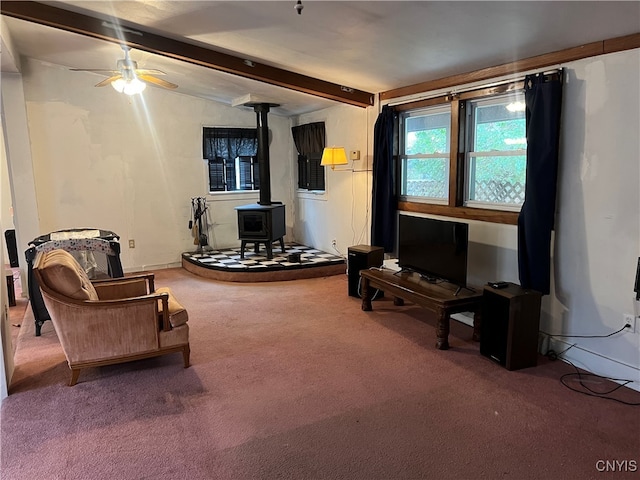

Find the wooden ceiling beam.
[{"left": 1, "top": 1, "right": 375, "bottom": 108}]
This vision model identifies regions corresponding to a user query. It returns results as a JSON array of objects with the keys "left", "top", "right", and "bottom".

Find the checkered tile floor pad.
[{"left": 183, "top": 243, "right": 345, "bottom": 272}]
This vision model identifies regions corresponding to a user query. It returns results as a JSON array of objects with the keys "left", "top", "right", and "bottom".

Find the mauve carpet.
[{"left": 1, "top": 268, "right": 639, "bottom": 480}]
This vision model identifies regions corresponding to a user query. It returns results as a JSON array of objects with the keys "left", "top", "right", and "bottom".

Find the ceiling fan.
[{"left": 71, "top": 46, "right": 178, "bottom": 95}]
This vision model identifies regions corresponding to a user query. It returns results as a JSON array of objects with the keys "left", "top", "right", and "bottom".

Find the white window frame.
[
  {"left": 464, "top": 93, "right": 526, "bottom": 212},
  {"left": 399, "top": 104, "right": 451, "bottom": 205}
]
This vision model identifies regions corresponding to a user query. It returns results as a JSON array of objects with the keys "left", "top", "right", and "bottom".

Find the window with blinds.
[{"left": 203, "top": 127, "right": 258, "bottom": 192}]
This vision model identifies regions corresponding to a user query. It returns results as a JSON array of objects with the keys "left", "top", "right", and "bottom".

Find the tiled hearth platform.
[{"left": 182, "top": 243, "right": 346, "bottom": 282}]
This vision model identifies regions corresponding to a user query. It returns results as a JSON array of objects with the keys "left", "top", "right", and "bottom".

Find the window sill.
[
  {"left": 207, "top": 191, "right": 260, "bottom": 202},
  {"left": 398, "top": 201, "right": 519, "bottom": 225},
  {"left": 297, "top": 190, "right": 327, "bottom": 201},
  {"left": 403, "top": 195, "right": 448, "bottom": 206},
  {"left": 464, "top": 200, "right": 522, "bottom": 213}
]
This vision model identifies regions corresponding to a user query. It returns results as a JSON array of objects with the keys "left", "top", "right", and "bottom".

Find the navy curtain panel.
[
  {"left": 371, "top": 105, "right": 397, "bottom": 252},
  {"left": 291, "top": 122, "right": 325, "bottom": 156},
  {"left": 517, "top": 71, "right": 563, "bottom": 295},
  {"left": 202, "top": 127, "right": 257, "bottom": 161},
  {"left": 291, "top": 122, "right": 326, "bottom": 190}
]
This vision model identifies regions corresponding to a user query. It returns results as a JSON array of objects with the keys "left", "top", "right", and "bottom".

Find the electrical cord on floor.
[
  {"left": 558, "top": 358, "right": 640, "bottom": 406},
  {"left": 545, "top": 342, "right": 576, "bottom": 361},
  {"left": 542, "top": 325, "right": 640, "bottom": 406}
]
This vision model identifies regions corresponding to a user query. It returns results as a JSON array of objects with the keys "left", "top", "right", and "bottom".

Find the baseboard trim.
[
  {"left": 543, "top": 335, "right": 640, "bottom": 392},
  {"left": 124, "top": 262, "right": 182, "bottom": 273}
]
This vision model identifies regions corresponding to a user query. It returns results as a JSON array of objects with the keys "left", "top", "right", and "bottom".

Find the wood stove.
[
  {"left": 236, "top": 103, "right": 286, "bottom": 259},
  {"left": 236, "top": 203, "right": 285, "bottom": 259}
]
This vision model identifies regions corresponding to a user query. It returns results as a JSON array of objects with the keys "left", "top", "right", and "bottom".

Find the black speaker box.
[
  {"left": 480, "top": 282, "right": 542, "bottom": 371},
  {"left": 347, "top": 245, "right": 384, "bottom": 298},
  {"left": 4, "top": 229, "right": 19, "bottom": 267}
]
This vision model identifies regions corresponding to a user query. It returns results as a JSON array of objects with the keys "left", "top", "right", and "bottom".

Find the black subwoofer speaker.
[
  {"left": 347, "top": 245, "right": 384, "bottom": 298},
  {"left": 4, "top": 229, "right": 18, "bottom": 267},
  {"left": 480, "top": 282, "right": 542, "bottom": 371}
]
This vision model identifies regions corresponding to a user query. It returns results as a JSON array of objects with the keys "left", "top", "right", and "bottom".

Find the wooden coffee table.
[{"left": 360, "top": 269, "right": 483, "bottom": 350}]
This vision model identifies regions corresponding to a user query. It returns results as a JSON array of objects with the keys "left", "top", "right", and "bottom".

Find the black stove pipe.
[{"left": 251, "top": 103, "right": 279, "bottom": 206}]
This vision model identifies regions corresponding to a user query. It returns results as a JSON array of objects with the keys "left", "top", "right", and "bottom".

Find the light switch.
[{"left": 350, "top": 150, "right": 360, "bottom": 161}]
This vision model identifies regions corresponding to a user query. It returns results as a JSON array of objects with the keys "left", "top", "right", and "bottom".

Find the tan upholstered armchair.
[{"left": 32, "top": 249, "right": 190, "bottom": 386}]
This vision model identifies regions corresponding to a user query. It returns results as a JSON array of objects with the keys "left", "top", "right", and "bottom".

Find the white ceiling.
[{"left": 2, "top": 1, "right": 639, "bottom": 116}]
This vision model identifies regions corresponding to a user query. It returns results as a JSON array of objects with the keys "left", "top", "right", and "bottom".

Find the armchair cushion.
[
  {"left": 156, "top": 286, "right": 189, "bottom": 327},
  {"left": 38, "top": 249, "right": 99, "bottom": 300}
]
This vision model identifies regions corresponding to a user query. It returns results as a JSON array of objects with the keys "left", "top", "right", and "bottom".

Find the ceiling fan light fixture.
[{"left": 112, "top": 77, "right": 146, "bottom": 95}]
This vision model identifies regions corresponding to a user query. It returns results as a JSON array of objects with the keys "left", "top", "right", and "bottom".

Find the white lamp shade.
[{"left": 320, "top": 147, "right": 348, "bottom": 170}]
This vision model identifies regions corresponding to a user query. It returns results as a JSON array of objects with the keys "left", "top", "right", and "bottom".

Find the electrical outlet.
[
  {"left": 128, "top": 239, "right": 135, "bottom": 248},
  {"left": 331, "top": 239, "right": 337, "bottom": 248},
  {"left": 623, "top": 314, "right": 636, "bottom": 333}
]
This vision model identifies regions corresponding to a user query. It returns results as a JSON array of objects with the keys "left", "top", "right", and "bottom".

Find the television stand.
[
  {"left": 454, "top": 285, "right": 478, "bottom": 296},
  {"left": 360, "top": 269, "right": 483, "bottom": 350}
]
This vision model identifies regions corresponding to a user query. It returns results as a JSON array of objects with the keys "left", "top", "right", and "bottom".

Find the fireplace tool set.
[{"left": 189, "top": 197, "right": 210, "bottom": 252}]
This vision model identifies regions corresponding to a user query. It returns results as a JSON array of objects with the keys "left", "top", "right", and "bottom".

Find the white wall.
[
  {"left": 293, "top": 104, "right": 375, "bottom": 256},
  {"left": 14, "top": 58, "right": 294, "bottom": 271},
  {"left": 0, "top": 17, "right": 20, "bottom": 399},
  {"left": 1, "top": 127, "right": 14, "bottom": 242},
  {"left": 549, "top": 50, "right": 640, "bottom": 381},
  {"left": 1, "top": 123, "right": 15, "bottom": 400},
  {"left": 2, "top": 73, "right": 40, "bottom": 292}
]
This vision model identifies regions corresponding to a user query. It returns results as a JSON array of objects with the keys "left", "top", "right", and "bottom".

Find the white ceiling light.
[{"left": 111, "top": 77, "right": 147, "bottom": 95}]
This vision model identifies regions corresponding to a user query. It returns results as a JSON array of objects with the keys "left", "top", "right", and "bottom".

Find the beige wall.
[
  {"left": 1, "top": 123, "right": 15, "bottom": 399},
  {"left": 293, "top": 104, "right": 374, "bottom": 256},
  {"left": 16, "top": 58, "right": 295, "bottom": 271},
  {"left": 550, "top": 50, "right": 640, "bottom": 378}
]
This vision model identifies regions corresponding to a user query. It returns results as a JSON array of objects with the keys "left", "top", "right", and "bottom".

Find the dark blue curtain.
[
  {"left": 291, "top": 122, "right": 326, "bottom": 190},
  {"left": 371, "top": 105, "right": 396, "bottom": 252},
  {"left": 518, "top": 71, "right": 563, "bottom": 294},
  {"left": 203, "top": 127, "right": 257, "bottom": 161}
]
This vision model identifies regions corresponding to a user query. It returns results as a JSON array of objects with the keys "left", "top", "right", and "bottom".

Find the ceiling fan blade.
[
  {"left": 138, "top": 74, "right": 178, "bottom": 89},
  {"left": 95, "top": 75, "right": 122, "bottom": 87},
  {"left": 71, "top": 69, "right": 119, "bottom": 73},
  {"left": 135, "top": 69, "right": 166, "bottom": 76}
]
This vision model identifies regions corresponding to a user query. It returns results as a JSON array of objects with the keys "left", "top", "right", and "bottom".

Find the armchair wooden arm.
[
  {"left": 92, "top": 272, "right": 155, "bottom": 285},
  {"left": 92, "top": 273, "right": 156, "bottom": 300}
]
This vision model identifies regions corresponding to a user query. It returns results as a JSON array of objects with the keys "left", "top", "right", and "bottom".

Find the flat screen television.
[{"left": 397, "top": 215, "right": 469, "bottom": 288}]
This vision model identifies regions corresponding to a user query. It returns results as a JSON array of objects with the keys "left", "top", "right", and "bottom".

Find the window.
[
  {"left": 202, "top": 127, "right": 258, "bottom": 192},
  {"left": 297, "top": 153, "right": 324, "bottom": 191},
  {"left": 400, "top": 105, "right": 450, "bottom": 202},
  {"left": 292, "top": 122, "right": 326, "bottom": 191},
  {"left": 465, "top": 93, "right": 526, "bottom": 210},
  {"left": 396, "top": 81, "right": 527, "bottom": 223},
  {"left": 237, "top": 156, "right": 260, "bottom": 190}
]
